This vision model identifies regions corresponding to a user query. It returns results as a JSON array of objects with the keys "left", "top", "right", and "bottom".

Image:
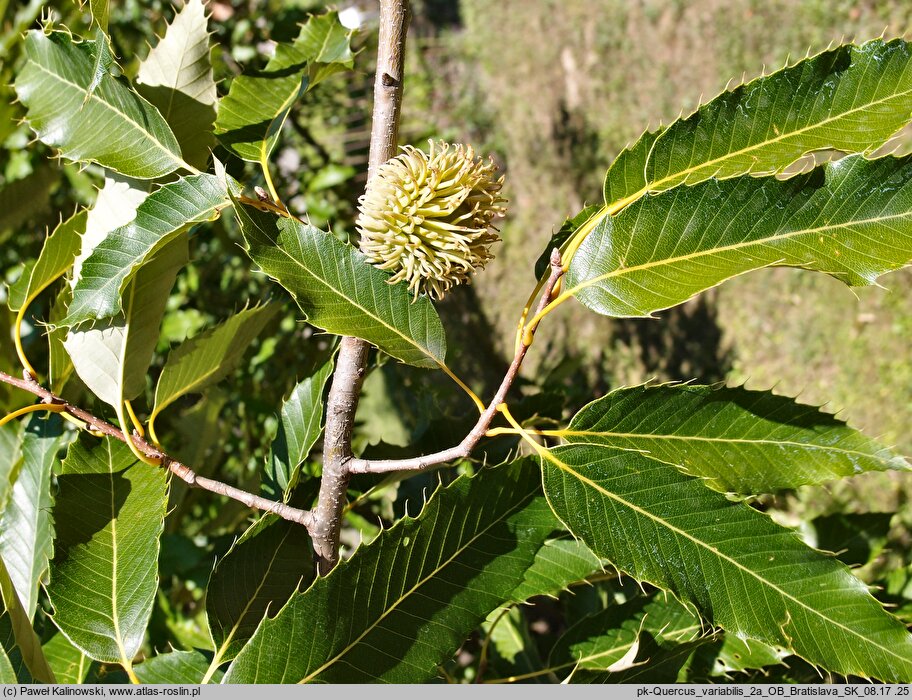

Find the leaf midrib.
[
  {"left": 297, "top": 484, "right": 538, "bottom": 683},
  {"left": 557, "top": 429, "right": 901, "bottom": 466},
  {"left": 28, "top": 59, "right": 185, "bottom": 172},
  {"left": 565, "top": 209, "right": 912, "bottom": 301},
  {"left": 546, "top": 447, "right": 911, "bottom": 667}
]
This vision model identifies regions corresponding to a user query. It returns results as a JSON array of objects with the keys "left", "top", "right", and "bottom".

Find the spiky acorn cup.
[{"left": 356, "top": 140, "right": 507, "bottom": 300}]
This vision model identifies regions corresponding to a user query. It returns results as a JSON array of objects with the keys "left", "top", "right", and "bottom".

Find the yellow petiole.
[{"left": 0, "top": 402, "right": 65, "bottom": 428}]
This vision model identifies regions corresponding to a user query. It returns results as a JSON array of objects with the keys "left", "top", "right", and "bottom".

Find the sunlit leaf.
[
  {"left": 604, "top": 38, "right": 912, "bottom": 205},
  {"left": 0, "top": 557, "right": 55, "bottom": 683},
  {"left": 136, "top": 0, "right": 217, "bottom": 170},
  {"left": 205, "top": 515, "right": 313, "bottom": 676},
  {"left": 15, "top": 30, "right": 188, "bottom": 179},
  {"left": 0, "top": 423, "right": 23, "bottom": 515},
  {"left": 42, "top": 634, "right": 91, "bottom": 684},
  {"left": 561, "top": 384, "right": 909, "bottom": 494},
  {"left": 510, "top": 538, "right": 602, "bottom": 603},
  {"left": 549, "top": 595, "right": 703, "bottom": 676},
  {"left": 64, "top": 176, "right": 187, "bottom": 407},
  {"left": 541, "top": 445, "right": 912, "bottom": 682},
  {"left": 567, "top": 155, "right": 912, "bottom": 318},
  {"left": 47, "top": 438, "right": 168, "bottom": 664},
  {"left": 64, "top": 174, "right": 230, "bottom": 325},
  {"left": 235, "top": 202, "right": 447, "bottom": 368}
]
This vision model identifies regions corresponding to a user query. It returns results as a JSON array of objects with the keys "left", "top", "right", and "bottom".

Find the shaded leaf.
[
  {"left": 484, "top": 607, "right": 548, "bottom": 683},
  {"left": 215, "top": 12, "right": 354, "bottom": 162},
  {"left": 205, "top": 515, "right": 313, "bottom": 674},
  {"left": 561, "top": 384, "right": 909, "bottom": 494},
  {"left": 42, "top": 634, "right": 91, "bottom": 684},
  {"left": 224, "top": 463, "right": 558, "bottom": 683},
  {"left": 0, "top": 166, "right": 58, "bottom": 236},
  {"left": 135, "top": 650, "right": 219, "bottom": 684},
  {"left": 7, "top": 209, "right": 86, "bottom": 314},
  {"left": 0, "top": 413, "right": 63, "bottom": 620},
  {"left": 262, "top": 356, "right": 335, "bottom": 500},
  {"left": 571, "top": 636, "right": 707, "bottom": 683},
  {"left": 604, "top": 38, "right": 912, "bottom": 205},
  {"left": 47, "top": 437, "right": 168, "bottom": 664},
  {"left": 548, "top": 595, "right": 702, "bottom": 677},
  {"left": 152, "top": 303, "right": 279, "bottom": 426},
  {"left": 567, "top": 155, "right": 912, "bottom": 318},
  {"left": 136, "top": 0, "right": 217, "bottom": 170},
  {"left": 235, "top": 203, "right": 446, "bottom": 368},
  {"left": 15, "top": 30, "right": 187, "bottom": 179},
  {"left": 64, "top": 174, "right": 230, "bottom": 325},
  {"left": 813, "top": 512, "right": 894, "bottom": 568},
  {"left": 534, "top": 204, "right": 601, "bottom": 280},
  {"left": 510, "top": 538, "right": 602, "bottom": 603},
  {"left": 541, "top": 445, "right": 912, "bottom": 682},
  {"left": 48, "top": 286, "right": 74, "bottom": 394}
]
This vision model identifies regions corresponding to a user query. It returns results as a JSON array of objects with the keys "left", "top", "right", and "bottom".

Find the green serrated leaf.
[
  {"left": 262, "top": 356, "right": 335, "bottom": 500},
  {"left": 65, "top": 177, "right": 187, "bottom": 407},
  {"left": 47, "top": 437, "right": 168, "bottom": 665},
  {"left": 152, "top": 303, "right": 279, "bottom": 427},
  {"left": 65, "top": 174, "right": 229, "bottom": 326},
  {"left": 48, "top": 286, "right": 74, "bottom": 395},
  {"left": 84, "top": 27, "right": 117, "bottom": 106},
  {"left": 813, "top": 512, "right": 894, "bottom": 568},
  {"left": 42, "top": 634, "right": 91, "bottom": 684},
  {"left": 135, "top": 650, "right": 219, "bottom": 684},
  {"left": 561, "top": 384, "right": 909, "bottom": 494},
  {"left": 223, "top": 463, "right": 558, "bottom": 683},
  {"left": 235, "top": 203, "right": 447, "bottom": 368},
  {"left": 136, "top": 0, "right": 217, "bottom": 170},
  {"left": 604, "top": 38, "right": 912, "bottom": 206},
  {"left": 540, "top": 445, "right": 912, "bottom": 682},
  {"left": 549, "top": 595, "right": 703, "bottom": 677},
  {"left": 0, "top": 423, "right": 24, "bottom": 515},
  {"left": 88, "top": 0, "right": 109, "bottom": 31},
  {"left": 484, "top": 607, "right": 548, "bottom": 683},
  {"left": 0, "top": 413, "right": 63, "bottom": 621},
  {"left": 215, "top": 12, "right": 353, "bottom": 162},
  {"left": 15, "top": 30, "right": 188, "bottom": 179},
  {"left": 0, "top": 557, "right": 55, "bottom": 683},
  {"left": 7, "top": 209, "right": 86, "bottom": 314},
  {"left": 566, "top": 155, "right": 912, "bottom": 319},
  {"left": 534, "top": 204, "right": 602, "bottom": 280},
  {"left": 510, "top": 538, "right": 602, "bottom": 603},
  {"left": 205, "top": 515, "right": 313, "bottom": 676}
]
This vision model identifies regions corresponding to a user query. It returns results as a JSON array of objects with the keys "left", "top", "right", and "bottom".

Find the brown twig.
[
  {"left": 346, "top": 249, "right": 564, "bottom": 475},
  {"left": 311, "top": 0, "right": 412, "bottom": 575},
  {"left": 0, "top": 370, "right": 315, "bottom": 530}
]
